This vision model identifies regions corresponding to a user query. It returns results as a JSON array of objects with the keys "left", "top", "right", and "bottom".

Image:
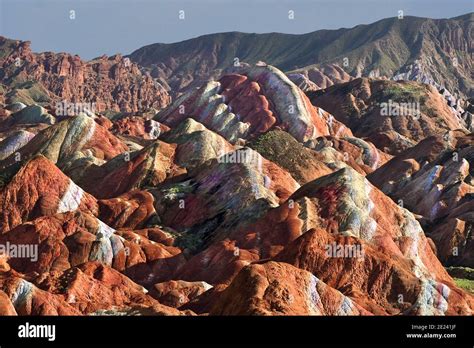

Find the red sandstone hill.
[
  {"left": 308, "top": 78, "right": 470, "bottom": 154},
  {"left": 0, "top": 37, "right": 171, "bottom": 113},
  {"left": 0, "top": 58, "right": 472, "bottom": 316}
]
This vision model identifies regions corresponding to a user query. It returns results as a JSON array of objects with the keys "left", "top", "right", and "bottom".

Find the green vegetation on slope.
[
  {"left": 129, "top": 14, "right": 474, "bottom": 98},
  {"left": 453, "top": 278, "right": 474, "bottom": 295}
]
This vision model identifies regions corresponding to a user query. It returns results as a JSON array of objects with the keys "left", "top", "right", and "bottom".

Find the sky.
[{"left": 0, "top": 0, "right": 473, "bottom": 59}]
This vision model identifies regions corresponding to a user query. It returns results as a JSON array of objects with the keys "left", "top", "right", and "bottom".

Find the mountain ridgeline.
[{"left": 129, "top": 13, "right": 473, "bottom": 98}]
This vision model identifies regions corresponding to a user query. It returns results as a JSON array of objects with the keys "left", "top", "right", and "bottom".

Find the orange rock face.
[
  {"left": 155, "top": 65, "right": 352, "bottom": 144},
  {"left": 150, "top": 280, "right": 212, "bottom": 308},
  {"left": 81, "top": 140, "right": 183, "bottom": 199},
  {"left": 111, "top": 117, "right": 170, "bottom": 140},
  {"left": 0, "top": 47, "right": 472, "bottom": 317},
  {"left": 0, "top": 37, "right": 171, "bottom": 113},
  {"left": 275, "top": 228, "right": 473, "bottom": 315},
  {"left": 0, "top": 289, "right": 17, "bottom": 315},
  {"left": 0, "top": 263, "right": 189, "bottom": 315},
  {"left": 210, "top": 261, "right": 368, "bottom": 315},
  {"left": 219, "top": 74, "right": 278, "bottom": 135},
  {"left": 309, "top": 78, "right": 469, "bottom": 154},
  {"left": 0, "top": 273, "right": 81, "bottom": 315},
  {"left": 0, "top": 155, "right": 98, "bottom": 233},
  {"left": 98, "top": 190, "right": 158, "bottom": 229},
  {"left": 368, "top": 132, "right": 474, "bottom": 268}
]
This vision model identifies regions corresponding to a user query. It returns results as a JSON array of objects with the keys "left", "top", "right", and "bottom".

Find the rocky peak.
[{"left": 0, "top": 36, "right": 171, "bottom": 113}]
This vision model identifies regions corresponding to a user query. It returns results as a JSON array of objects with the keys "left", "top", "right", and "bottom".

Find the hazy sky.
[{"left": 1, "top": 0, "right": 472, "bottom": 59}]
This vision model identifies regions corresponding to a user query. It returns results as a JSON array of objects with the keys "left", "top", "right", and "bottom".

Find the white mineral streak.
[
  {"left": 148, "top": 120, "right": 161, "bottom": 139},
  {"left": 415, "top": 280, "right": 451, "bottom": 315},
  {"left": 11, "top": 279, "right": 34, "bottom": 306},
  {"left": 399, "top": 208, "right": 452, "bottom": 315},
  {"left": 306, "top": 274, "right": 323, "bottom": 315},
  {"left": 361, "top": 179, "right": 377, "bottom": 241},
  {"left": 241, "top": 65, "right": 317, "bottom": 142},
  {"left": 87, "top": 219, "right": 117, "bottom": 266},
  {"left": 57, "top": 179, "right": 85, "bottom": 213},
  {"left": 97, "top": 219, "right": 116, "bottom": 239},
  {"left": 337, "top": 296, "right": 356, "bottom": 315},
  {"left": 297, "top": 197, "right": 319, "bottom": 236},
  {"left": 340, "top": 171, "right": 377, "bottom": 241},
  {"left": 200, "top": 281, "right": 214, "bottom": 292}
]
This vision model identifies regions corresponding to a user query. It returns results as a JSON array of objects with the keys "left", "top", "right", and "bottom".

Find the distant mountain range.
[{"left": 130, "top": 13, "right": 473, "bottom": 98}]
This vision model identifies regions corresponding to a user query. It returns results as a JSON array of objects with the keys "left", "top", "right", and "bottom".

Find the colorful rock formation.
[
  {"left": 0, "top": 41, "right": 472, "bottom": 318},
  {"left": 309, "top": 78, "right": 469, "bottom": 154},
  {"left": 155, "top": 65, "right": 352, "bottom": 144},
  {"left": 0, "top": 37, "right": 171, "bottom": 113},
  {"left": 368, "top": 132, "right": 474, "bottom": 268}
]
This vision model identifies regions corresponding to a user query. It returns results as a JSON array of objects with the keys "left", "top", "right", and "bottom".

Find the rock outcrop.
[
  {"left": 0, "top": 114, "right": 128, "bottom": 175},
  {"left": 309, "top": 78, "right": 468, "bottom": 154},
  {"left": 287, "top": 64, "right": 353, "bottom": 92},
  {"left": 0, "top": 156, "right": 98, "bottom": 233},
  {"left": 210, "top": 261, "right": 366, "bottom": 315},
  {"left": 368, "top": 132, "right": 474, "bottom": 268},
  {"left": 0, "top": 37, "right": 171, "bottom": 113},
  {"left": 0, "top": 28, "right": 473, "bottom": 317},
  {"left": 155, "top": 65, "right": 352, "bottom": 144}
]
